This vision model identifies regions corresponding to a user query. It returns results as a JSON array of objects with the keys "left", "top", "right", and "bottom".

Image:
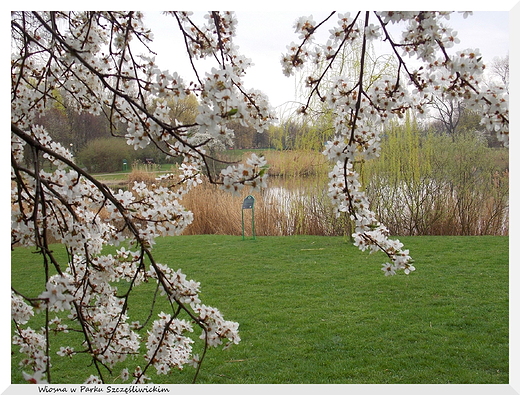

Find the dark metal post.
[{"left": 242, "top": 195, "right": 256, "bottom": 240}]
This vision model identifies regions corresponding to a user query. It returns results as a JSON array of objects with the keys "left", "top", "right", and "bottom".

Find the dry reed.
[
  {"left": 260, "top": 150, "right": 328, "bottom": 178},
  {"left": 181, "top": 178, "right": 350, "bottom": 236},
  {"left": 127, "top": 169, "right": 158, "bottom": 187}
]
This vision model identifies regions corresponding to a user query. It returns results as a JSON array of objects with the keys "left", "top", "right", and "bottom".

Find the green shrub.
[
  {"left": 359, "top": 116, "right": 509, "bottom": 235},
  {"left": 76, "top": 137, "right": 135, "bottom": 173}
]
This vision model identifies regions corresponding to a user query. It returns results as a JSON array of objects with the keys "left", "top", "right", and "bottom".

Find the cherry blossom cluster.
[
  {"left": 326, "top": 161, "right": 415, "bottom": 276},
  {"left": 172, "top": 11, "right": 237, "bottom": 60},
  {"left": 11, "top": 11, "right": 273, "bottom": 384},
  {"left": 191, "top": 303, "right": 241, "bottom": 348},
  {"left": 12, "top": 122, "right": 243, "bottom": 383},
  {"left": 220, "top": 153, "right": 269, "bottom": 195},
  {"left": 144, "top": 313, "right": 195, "bottom": 376},
  {"left": 175, "top": 11, "right": 273, "bottom": 141},
  {"left": 12, "top": 327, "right": 48, "bottom": 384},
  {"left": 282, "top": 11, "right": 508, "bottom": 274},
  {"left": 11, "top": 292, "right": 34, "bottom": 325}
]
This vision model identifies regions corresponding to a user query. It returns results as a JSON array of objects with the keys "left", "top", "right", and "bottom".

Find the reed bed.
[
  {"left": 112, "top": 147, "right": 509, "bottom": 237},
  {"left": 239, "top": 149, "right": 329, "bottom": 178},
  {"left": 181, "top": 177, "right": 508, "bottom": 237},
  {"left": 367, "top": 181, "right": 509, "bottom": 236},
  {"left": 181, "top": 178, "right": 351, "bottom": 237}
]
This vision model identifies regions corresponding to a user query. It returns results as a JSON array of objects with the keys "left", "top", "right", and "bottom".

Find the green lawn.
[{"left": 11, "top": 235, "right": 509, "bottom": 384}]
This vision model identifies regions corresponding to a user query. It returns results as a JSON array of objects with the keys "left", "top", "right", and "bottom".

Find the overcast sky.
[{"left": 142, "top": 10, "right": 510, "bottom": 117}]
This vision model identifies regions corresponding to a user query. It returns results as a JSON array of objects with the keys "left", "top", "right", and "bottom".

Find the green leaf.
[{"left": 226, "top": 108, "right": 238, "bottom": 117}]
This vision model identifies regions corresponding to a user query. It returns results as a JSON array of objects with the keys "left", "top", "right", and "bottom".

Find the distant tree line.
[{"left": 34, "top": 92, "right": 272, "bottom": 172}]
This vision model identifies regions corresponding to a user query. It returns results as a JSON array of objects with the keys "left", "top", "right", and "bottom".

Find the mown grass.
[{"left": 11, "top": 235, "right": 508, "bottom": 384}]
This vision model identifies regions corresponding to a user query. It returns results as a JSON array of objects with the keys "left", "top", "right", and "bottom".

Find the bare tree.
[
  {"left": 429, "top": 96, "right": 464, "bottom": 135},
  {"left": 491, "top": 55, "right": 509, "bottom": 93}
]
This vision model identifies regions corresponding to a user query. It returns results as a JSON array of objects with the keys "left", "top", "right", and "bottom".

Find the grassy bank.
[{"left": 11, "top": 235, "right": 508, "bottom": 384}]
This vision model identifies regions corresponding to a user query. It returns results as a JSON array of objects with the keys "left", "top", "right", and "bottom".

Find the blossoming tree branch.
[
  {"left": 11, "top": 11, "right": 508, "bottom": 384},
  {"left": 281, "top": 11, "right": 508, "bottom": 275}
]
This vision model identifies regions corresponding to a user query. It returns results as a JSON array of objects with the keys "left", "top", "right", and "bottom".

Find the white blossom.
[{"left": 11, "top": 292, "right": 34, "bottom": 325}]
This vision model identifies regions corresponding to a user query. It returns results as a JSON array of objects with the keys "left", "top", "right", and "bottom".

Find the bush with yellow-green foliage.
[{"left": 359, "top": 116, "right": 509, "bottom": 235}]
